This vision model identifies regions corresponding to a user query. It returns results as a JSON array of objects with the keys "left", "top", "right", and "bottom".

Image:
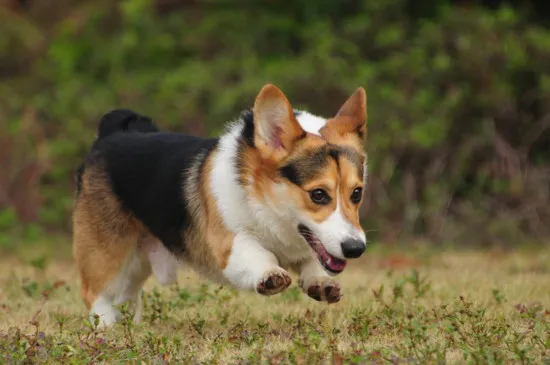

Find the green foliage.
[{"left": 1, "top": 0, "right": 550, "bottom": 244}]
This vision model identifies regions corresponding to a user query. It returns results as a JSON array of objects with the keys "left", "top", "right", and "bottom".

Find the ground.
[{"left": 0, "top": 241, "right": 549, "bottom": 364}]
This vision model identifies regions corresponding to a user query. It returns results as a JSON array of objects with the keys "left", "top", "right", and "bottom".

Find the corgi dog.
[{"left": 73, "top": 84, "right": 367, "bottom": 327}]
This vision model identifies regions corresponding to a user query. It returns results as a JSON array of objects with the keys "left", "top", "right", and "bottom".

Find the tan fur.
[
  {"left": 336, "top": 157, "right": 364, "bottom": 230},
  {"left": 73, "top": 84, "right": 368, "bottom": 317},
  {"left": 72, "top": 167, "right": 147, "bottom": 308},
  {"left": 238, "top": 145, "right": 280, "bottom": 204},
  {"left": 183, "top": 151, "right": 234, "bottom": 274},
  {"left": 241, "top": 86, "right": 367, "bottom": 232},
  {"left": 282, "top": 157, "right": 340, "bottom": 223},
  {"left": 73, "top": 153, "right": 235, "bottom": 311},
  {"left": 273, "top": 151, "right": 363, "bottom": 228},
  {"left": 253, "top": 84, "right": 305, "bottom": 163},
  {"left": 321, "top": 87, "right": 367, "bottom": 150},
  {"left": 320, "top": 116, "right": 365, "bottom": 151}
]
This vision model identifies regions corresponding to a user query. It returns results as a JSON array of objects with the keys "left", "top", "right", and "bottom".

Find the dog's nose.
[{"left": 341, "top": 239, "right": 366, "bottom": 258}]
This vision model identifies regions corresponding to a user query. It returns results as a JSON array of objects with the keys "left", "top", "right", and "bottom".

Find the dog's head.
[{"left": 241, "top": 84, "right": 367, "bottom": 275}]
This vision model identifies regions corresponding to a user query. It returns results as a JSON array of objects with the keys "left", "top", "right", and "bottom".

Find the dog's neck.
[{"left": 208, "top": 121, "right": 312, "bottom": 263}]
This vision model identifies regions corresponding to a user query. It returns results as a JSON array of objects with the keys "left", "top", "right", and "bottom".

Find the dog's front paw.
[
  {"left": 300, "top": 277, "right": 342, "bottom": 304},
  {"left": 256, "top": 268, "right": 291, "bottom": 296}
]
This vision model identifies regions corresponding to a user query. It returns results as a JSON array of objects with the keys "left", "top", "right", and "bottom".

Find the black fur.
[
  {"left": 239, "top": 109, "right": 305, "bottom": 149},
  {"left": 78, "top": 109, "right": 218, "bottom": 255},
  {"left": 97, "top": 109, "right": 159, "bottom": 138},
  {"left": 280, "top": 145, "right": 364, "bottom": 187},
  {"left": 280, "top": 147, "right": 331, "bottom": 186},
  {"left": 280, "top": 164, "right": 301, "bottom": 186},
  {"left": 235, "top": 109, "right": 308, "bottom": 187},
  {"left": 241, "top": 109, "right": 255, "bottom": 148}
]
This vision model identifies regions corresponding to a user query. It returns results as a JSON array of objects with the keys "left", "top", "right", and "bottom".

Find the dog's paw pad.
[
  {"left": 307, "top": 285, "right": 322, "bottom": 301},
  {"left": 303, "top": 279, "right": 342, "bottom": 303},
  {"left": 323, "top": 284, "right": 342, "bottom": 304},
  {"left": 257, "top": 270, "right": 291, "bottom": 296}
]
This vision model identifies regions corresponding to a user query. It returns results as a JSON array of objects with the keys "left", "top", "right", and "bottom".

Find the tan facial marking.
[
  {"left": 236, "top": 84, "right": 367, "bottom": 238},
  {"left": 336, "top": 157, "right": 363, "bottom": 230},
  {"left": 293, "top": 158, "right": 340, "bottom": 223}
]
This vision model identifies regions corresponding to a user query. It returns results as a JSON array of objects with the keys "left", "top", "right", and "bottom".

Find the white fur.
[
  {"left": 210, "top": 119, "right": 366, "bottom": 286},
  {"left": 210, "top": 122, "right": 306, "bottom": 259},
  {"left": 210, "top": 122, "right": 250, "bottom": 231},
  {"left": 89, "top": 246, "right": 151, "bottom": 328},
  {"left": 295, "top": 110, "right": 327, "bottom": 135},
  {"left": 143, "top": 237, "right": 178, "bottom": 286},
  {"left": 211, "top": 122, "right": 310, "bottom": 287},
  {"left": 86, "top": 107, "right": 364, "bottom": 327},
  {"left": 298, "top": 255, "right": 329, "bottom": 280},
  {"left": 184, "top": 151, "right": 209, "bottom": 222},
  {"left": 222, "top": 231, "right": 281, "bottom": 290},
  {"left": 210, "top": 122, "right": 314, "bottom": 269},
  {"left": 303, "top": 195, "right": 366, "bottom": 260},
  {"left": 89, "top": 295, "right": 119, "bottom": 328}
]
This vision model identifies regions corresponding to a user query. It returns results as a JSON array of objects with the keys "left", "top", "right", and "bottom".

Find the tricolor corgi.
[{"left": 73, "top": 84, "right": 367, "bottom": 327}]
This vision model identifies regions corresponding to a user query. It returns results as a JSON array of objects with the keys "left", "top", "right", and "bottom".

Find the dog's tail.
[{"left": 97, "top": 109, "right": 159, "bottom": 139}]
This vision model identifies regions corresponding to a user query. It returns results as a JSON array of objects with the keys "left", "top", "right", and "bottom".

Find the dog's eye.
[
  {"left": 310, "top": 189, "right": 331, "bottom": 205},
  {"left": 350, "top": 187, "right": 363, "bottom": 204}
]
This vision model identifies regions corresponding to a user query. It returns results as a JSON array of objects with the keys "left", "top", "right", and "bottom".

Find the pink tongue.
[
  {"left": 327, "top": 257, "right": 347, "bottom": 272},
  {"left": 316, "top": 244, "right": 347, "bottom": 272}
]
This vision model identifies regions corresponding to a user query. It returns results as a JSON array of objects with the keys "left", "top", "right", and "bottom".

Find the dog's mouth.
[{"left": 298, "top": 224, "right": 347, "bottom": 274}]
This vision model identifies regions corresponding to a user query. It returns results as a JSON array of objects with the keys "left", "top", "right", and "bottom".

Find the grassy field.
[{"left": 0, "top": 242, "right": 549, "bottom": 364}]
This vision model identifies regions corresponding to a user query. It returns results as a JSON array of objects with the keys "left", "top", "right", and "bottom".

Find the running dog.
[{"left": 73, "top": 84, "right": 367, "bottom": 327}]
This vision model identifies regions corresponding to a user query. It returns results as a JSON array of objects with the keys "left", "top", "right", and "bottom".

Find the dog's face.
[{"left": 248, "top": 84, "right": 367, "bottom": 275}]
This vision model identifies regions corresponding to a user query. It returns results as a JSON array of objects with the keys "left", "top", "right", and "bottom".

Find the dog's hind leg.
[
  {"left": 73, "top": 169, "right": 151, "bottom": 328},
  {"left": 142, "top": 236, "right": 179, "bottom": 286},
  {"left": 74, "top": 215, "right": 151, "bottom": 327},
  {"left": 95, "top": 245, "right": 151, "bottom": 326}
]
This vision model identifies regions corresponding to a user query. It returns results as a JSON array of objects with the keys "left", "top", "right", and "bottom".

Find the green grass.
[{"left": 0, "top": 242, "right": 549, "bottom": 364}]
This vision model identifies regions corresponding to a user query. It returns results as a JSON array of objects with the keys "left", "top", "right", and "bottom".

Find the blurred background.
[{"left": 1, "top": 0, "right": 550, "bottom": 250}]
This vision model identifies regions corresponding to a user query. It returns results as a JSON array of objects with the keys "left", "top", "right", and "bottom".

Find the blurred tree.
[{"left": 0, "top": 0, "right": 549, "bottom": 246}]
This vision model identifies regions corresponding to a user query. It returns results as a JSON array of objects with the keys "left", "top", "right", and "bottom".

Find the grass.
[{"left": 0, "top": 241, "right": 549, "bottom": 364}]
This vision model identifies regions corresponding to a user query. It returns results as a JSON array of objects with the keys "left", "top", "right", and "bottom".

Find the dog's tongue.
[
  {"left": 326, "top": 256, "right": 347, "bottom": 272},
  {"left": 315, "top": 242, "right": 347, "bottom": 272}
]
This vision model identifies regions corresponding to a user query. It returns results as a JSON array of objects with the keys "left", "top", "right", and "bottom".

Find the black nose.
[{"left": 341, "top": 239, "right": 366, "bottom": 259}]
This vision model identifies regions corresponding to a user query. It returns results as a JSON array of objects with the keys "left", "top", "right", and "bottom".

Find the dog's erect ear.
[
  {"left": 322, "top": 87, "right": 367, "bottom": 140},
  {"left": 253, "top": 84, "right": 305, "bottom": 161}
]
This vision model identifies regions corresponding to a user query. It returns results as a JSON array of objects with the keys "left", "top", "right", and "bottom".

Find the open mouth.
[{"left": 298, "top": 224, "right": 347, "bottom": 274}]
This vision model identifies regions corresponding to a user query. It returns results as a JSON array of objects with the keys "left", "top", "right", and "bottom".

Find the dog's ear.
[
  {"left": 321, "top": 87, "right": 367, "bottom": 140},
  {"left": 253, "top": 84, "right": 305, "bottom": 162}
]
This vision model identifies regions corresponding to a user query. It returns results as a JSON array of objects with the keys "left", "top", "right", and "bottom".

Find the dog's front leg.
[
  {"left": 223, "top": 232, "right": 291, "bottom": 295},
  {"left": 297, "top": 258, "right": 342, "bottom": 303}
]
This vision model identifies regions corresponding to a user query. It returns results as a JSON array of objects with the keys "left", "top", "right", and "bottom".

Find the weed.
[
  {"left": 492, "top": 288, "right": 507, "bottom": 305},
  {"left": 0, "top": 249, "right": 548, "bottom": 363}
]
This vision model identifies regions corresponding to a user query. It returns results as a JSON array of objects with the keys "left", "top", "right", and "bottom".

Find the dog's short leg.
[
  {"left": 88, "top": 247, "right": 151, "bottom": 328},
  {"left": 298, "top": 258, "right": 342, "bottom": 303},
  {"left": 91, "top": 290, "right": 144, "bottom": 328},
  {"left": 223, "top": 232, "right": 291, "bottom": 295},
  {"left": 90, "top": 295, "right": 120, "bottom": 327},
  {"left": 142, "top": 237, "right": 178, "bottom": 286}
]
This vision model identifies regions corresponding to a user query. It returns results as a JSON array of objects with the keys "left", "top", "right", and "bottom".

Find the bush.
[{"left": 1, "top": 0, "right": 549, "bottom": 245}]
